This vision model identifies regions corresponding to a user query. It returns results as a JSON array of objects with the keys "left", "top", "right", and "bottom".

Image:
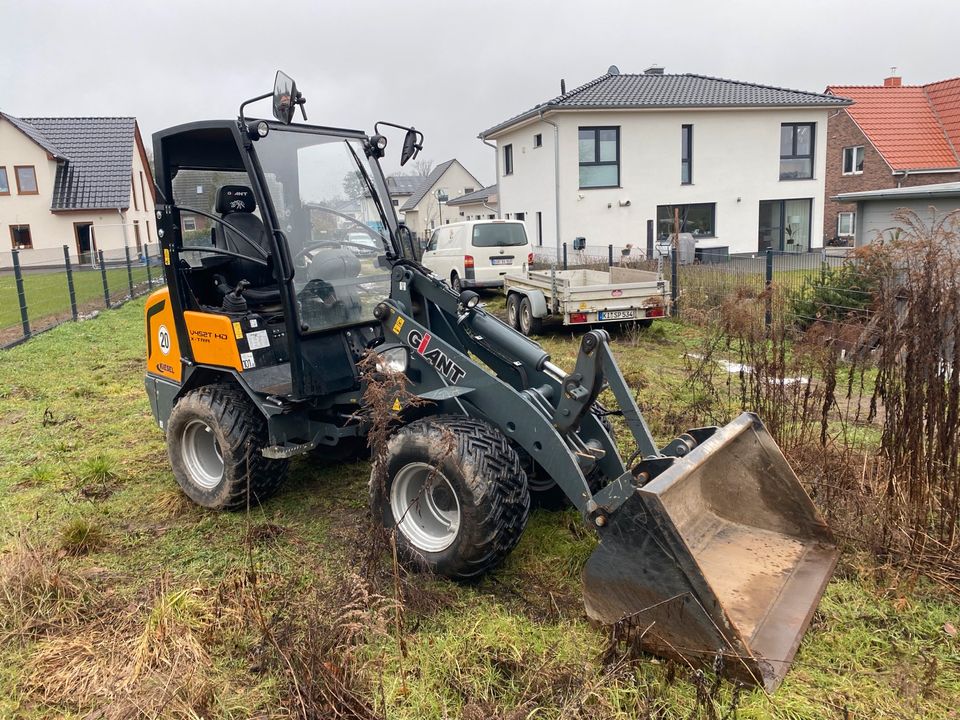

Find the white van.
[{"left": 422, "top": 220, "right": 532, "bottom": 291}]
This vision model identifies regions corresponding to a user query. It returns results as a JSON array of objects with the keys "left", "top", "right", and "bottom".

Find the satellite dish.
[{"left": 608, "top": 65, "right": 620, "bottom": 76}]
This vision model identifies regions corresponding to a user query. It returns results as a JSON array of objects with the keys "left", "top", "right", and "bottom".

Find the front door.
[{"left": 74, "top": 222, "right": 95, "bottom": 264}]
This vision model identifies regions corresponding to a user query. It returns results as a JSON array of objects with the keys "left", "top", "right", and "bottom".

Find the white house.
[
  {"left": 446, "top": 185, "right": 498, "bottom": 221},
  {"left": 398, "top": 159, "right": 482, "bottom": 239},
  {"left": 479, "top": 67, "right": 851, "bottom": 257},
  {"left": 386, "top": 174, "right": 422, "bottom": 222},
  {"left": 0, "top": 113, "right": 156, "bottom": 268}
]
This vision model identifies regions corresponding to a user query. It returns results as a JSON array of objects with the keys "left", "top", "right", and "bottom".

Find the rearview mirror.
[
  {"left": 273, "top": 71, "right": 298, "bottom": 124},
  {"left": 401, "top": 128, "right": 420, "bottom": 166}
]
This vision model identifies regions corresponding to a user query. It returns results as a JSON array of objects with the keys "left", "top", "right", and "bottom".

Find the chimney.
[
  {"left": 884, "top": 75, "right": 902, "bottom": 87},
  {"left": 561, "top": 78, "right": 566, "bottom": 94},
  {"left": 644, "top": 65, "right": 664, "bottom": 75}
]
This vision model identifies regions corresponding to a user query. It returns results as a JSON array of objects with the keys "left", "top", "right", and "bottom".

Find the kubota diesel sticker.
[
  {"left": 232, "top": 321, "right": 243, "bottom": 339},
  {"left": 406, "top": 329, "right": 466, "bottom": 384}
]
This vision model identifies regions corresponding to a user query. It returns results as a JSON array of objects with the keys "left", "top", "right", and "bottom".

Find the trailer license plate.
[
  {"left": 598, "top": 310, "right": 636, "bottom": 321},
  {"left": 491, "top": 257, "right": 512, "bottom": 265}
]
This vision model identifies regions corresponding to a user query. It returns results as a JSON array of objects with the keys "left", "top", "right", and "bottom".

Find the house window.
[
  {"left": 0, "top": 167, "right": 9, "bottom": 195},
  {"left": 579, "top": 127, "right": 620, "bottom": 188},
  {"left": 780, "top": 123, "right": 815, "bottom": 180},
  {"left": 515, "top": 212, "right": 525, "bottom": 221},
  {"left": 681, "top": 125, "right": 693, "bottom": 184},
  {"left": 838, "top": 212, "right": 856, "bottom": 237},
  {"left": 759, "top": 198, "right": 812, "bottom": 252},
  {"left": 463, "top": 187, "right": 474, "bottom": 194},
  {"left": 131, "top": 175, "right": 139, "bottom": 211},
  {"left": 15, "top": 166, "right": 38, "bottom": 194},
  {"left": 140, "top": 172, "right": 148, "bottom": 209},
  {"left": 10, "top": 224, "right": 33, "bottom": 249},
  {"left": 656, "top": 203, "right": 716, "bottom": 240},
  {"left": 182, "top": 215, "right": 197, "bottom": 231},
  {"left": 133, "top": 221, "right": 143, "bottom": 253},
  {"left": 534, "top": 133, "right": 543, "bottom": 148},
  {"left": 392, "top": 199, "right": 399, "bottom": 206},
  {"left": 503, "top": 144, "right": 514, "bottom": 175},
  {"left": 842, "top": 146, "right": 864, "bottom": 175}
]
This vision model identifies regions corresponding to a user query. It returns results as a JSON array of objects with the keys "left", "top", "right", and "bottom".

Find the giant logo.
[{"left": 407, "top": 329, "right": 466, "bottom": 384}]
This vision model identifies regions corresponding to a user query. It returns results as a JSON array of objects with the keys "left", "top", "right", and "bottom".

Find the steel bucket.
[{"left": 583, "top": 413, "right": 837, "bottom": 691}]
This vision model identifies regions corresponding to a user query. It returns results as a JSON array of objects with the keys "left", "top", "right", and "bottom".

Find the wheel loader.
[{"left": 143, "top": 72, "right": 838, "bottom": 691}]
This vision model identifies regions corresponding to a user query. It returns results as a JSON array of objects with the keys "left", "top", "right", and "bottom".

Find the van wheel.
[
  {"left": 167, "top": 384, "right": 288, "bottom": 510},
  {"left": 506, "top": 293, "right": 522, "bottom": 330},
  {"left": 519, "top": 297, "right": 543, "bottom": 336},
  {"left": 370, "top": 415, "right": 529, "bottom": 579},
  {"left": 451, "top": 273, "right": 463, "bottom": 293}
]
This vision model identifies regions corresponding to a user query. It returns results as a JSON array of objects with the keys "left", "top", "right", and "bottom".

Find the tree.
[
  {"left": 411, "top": 158, "right": 435, "bottom": 178},
  {"left": 342, "top": 170, "right": 365, "bottom": 200}
]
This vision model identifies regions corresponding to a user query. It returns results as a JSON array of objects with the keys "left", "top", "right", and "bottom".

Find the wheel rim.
[
  {"left": 520, "top": 302, "right": 531, "bottom": 333},
  {"left": 181, "top": 419, "right": 224, "bottom": 489},
  {"left": 389, "top": 462, "right": 461, "bottom": 552},
  {"left": 508, "top": 298, "right": 518, "bottom": 326},
  {"left": 452, "top": 276, "right": 461, "bottom": 291}
]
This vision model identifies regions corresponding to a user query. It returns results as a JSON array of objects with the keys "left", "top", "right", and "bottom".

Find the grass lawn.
[
  {"left": 0, "top": 299, "right": 957, "bottom": 718},
  {"left": 0, "top": 265, "right": 152, "bottom": 329}
]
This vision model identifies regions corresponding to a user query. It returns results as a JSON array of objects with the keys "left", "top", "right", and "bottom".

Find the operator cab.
[{"left": 151, "top": 71, "right": 425, "bottom": 401}]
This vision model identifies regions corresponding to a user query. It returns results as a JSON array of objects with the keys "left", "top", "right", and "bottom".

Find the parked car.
[{"left": 422, "top": 220, "right": 532, "bottom": 291}]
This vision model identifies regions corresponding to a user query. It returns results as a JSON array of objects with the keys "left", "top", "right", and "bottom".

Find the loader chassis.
[{"left": 144, "top": 74, "right": 838, "bottom": 691}]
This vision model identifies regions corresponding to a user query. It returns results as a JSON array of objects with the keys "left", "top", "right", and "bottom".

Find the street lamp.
[{"left": 436, "top": 188, "right": 448, "bottom": 225}]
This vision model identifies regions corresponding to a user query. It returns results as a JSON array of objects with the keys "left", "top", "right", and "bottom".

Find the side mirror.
[
  {"left": 401, "top": 128, "right": 421, "bottom": 166},
  {"left": 273, "top": 71, "right": 306, "bottom": 124},
  {"left": 397, "top": 223, "right": 421, "bottom": 261}
]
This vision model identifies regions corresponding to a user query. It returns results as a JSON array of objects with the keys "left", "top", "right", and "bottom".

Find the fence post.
[
  {"left": 765, "top": 249, "right": 774, "bottom": 330},
  {"left": 670, "top": 248, "right": 679, "bottom": 318},
  {"left": 562, "top": 242, "right": 568, "bottom": 270},
  {"left": 98, "top": 250, "right": 111, "bottom": 309},
  {"left": 145, "top": 245, "right": 153, "bottom": 289},
  {"left": 124, "top": 244, "right": 134, "bottom": 298},
  {"left": 63, "top": 245, "right": 78, "bottom": 321},
  {"left": 11, "top": 250, "right": 31, "bottom": 340},
  {"left": 608, "top": 244, "right": 614, "bottom": 267}
]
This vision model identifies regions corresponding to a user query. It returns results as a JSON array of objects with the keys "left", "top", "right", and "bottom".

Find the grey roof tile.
[
  {"left": 4, "top": 114, "right": 139, "bottom": 210},
  {"left": 1, "top": 113, "right": 68, "bottom": 159},
  {"left": 386, "top": 175, "right": 423, "bottom": 195},
  {"left": 446, "top": 184, "right": 497, "bottom": 206},
  {"left": 481, "top": 72, "right": 852, "bottom": 137},
  {"left": 400, "top": 159, "right": 458, "bottom": 211}
]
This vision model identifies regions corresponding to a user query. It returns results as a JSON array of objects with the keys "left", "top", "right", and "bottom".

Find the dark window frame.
[
  {"left": 503, "top": 144, "right": 514, "bottom": 176},
  {"left": 578, "top": 126, "right": 621, "bottom": 189},
  {"left": 9, "top": 224, "right": 33, "bottom": 249},
  {"left": 0, "top": 166, "right": 9, "bottom": 195},
  {"left": 140, "top": 171, "right": 148, "bottom": 209},
  {"left": 131, "top": 174, "right": 139, "bottom": 210},
  {"left": 656, "top": 202, "right": 717, "bottom": 240},
  {"left": 534, "top": 133, "right": 543, "bottom": 148},
  {"left": 14, "top": 165, "right": 38, "bottom": 195},
  {"left": 681, "top": 125, "right": 693, "bottom": 184},
  {"left": 842, "top": 145, "right": 864, "bottom": 175},
  {"left": 779, "top": 123, "right": 815, "bottom": 180}
]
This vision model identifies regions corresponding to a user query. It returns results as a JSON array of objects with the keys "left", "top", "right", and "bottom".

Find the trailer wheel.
[
  {"left": 506, "top": 293, "right": 522, "bottom": 330},
  {"left": 370, "top": 415, "right": 529, "bottom": 579},
  {"left": 518, "top": 297, "right": 543, "bottom": 336},
  {"left": 167, "top": 384, "right": 288, "bottom": 511}
]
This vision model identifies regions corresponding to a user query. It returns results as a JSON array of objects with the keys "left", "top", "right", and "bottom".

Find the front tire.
[
  {"left": 506, "top": 293, "right": 522, "bottom": 330},
  {"left": 370, "top": 416, "right": 529, "bottom": 579},
  {"left": 167, "top": 384, "right": 288, "bottom": 510}
]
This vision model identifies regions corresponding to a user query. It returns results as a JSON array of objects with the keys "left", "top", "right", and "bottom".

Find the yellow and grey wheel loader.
[{"left": 144, "top": 72, "right": 837, "bottom": 691}]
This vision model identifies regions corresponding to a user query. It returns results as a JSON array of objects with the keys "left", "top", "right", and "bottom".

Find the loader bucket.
[{"left": 583, "top": 412, "right": 837, "bottom": 691}]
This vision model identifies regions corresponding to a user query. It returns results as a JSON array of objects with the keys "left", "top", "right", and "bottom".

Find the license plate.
[
  {"left": 598, "top": 310, "right": 636, "bottom": 321},
  {"left": 491, "top": 257, "right": 513, "bottom": 265}
]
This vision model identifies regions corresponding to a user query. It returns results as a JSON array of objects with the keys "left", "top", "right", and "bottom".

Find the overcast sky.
[{"left": 4, "top": 0, "right": 959, "bottom": 186}]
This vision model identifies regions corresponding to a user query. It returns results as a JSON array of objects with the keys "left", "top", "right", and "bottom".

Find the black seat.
[{"left": 214, "top": 185, "right": 280, "bottom": 305}]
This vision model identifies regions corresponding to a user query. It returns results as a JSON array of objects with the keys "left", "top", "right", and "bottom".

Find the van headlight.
[{"left": 375, "top": 345, "right": 409, "bottom": 374}]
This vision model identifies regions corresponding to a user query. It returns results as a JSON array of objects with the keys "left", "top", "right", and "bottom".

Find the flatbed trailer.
[{"left": 503, "top": 266, "right": 670, "bottom": 334}]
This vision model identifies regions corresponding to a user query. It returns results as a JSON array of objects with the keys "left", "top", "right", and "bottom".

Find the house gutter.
[
  {"left": 479, "top": 137, "right": 501, "bottom": 219},
  {"left": 538, "top": 108, "right": 562, "bottom": 259}
]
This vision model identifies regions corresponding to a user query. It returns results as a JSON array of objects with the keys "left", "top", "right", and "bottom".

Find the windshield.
[
  {"left": 472, "top": 222, "right": 528, "bottom": 247},
  {"left": 255, "top": 128, "right": 393, "bottom": 333}
]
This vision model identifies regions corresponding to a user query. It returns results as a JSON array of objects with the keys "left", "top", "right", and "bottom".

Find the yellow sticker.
[
  {"left": 392, "top": 316, "right": 405, "bottom": 334},
  {"left": 579, "top": 301, "right": 587, "bottom": 310},
  {"left": 391, "top": 398, "right": 402, "bottom": 412},
  {"left": 232, "top": 321, "right": 243, "bottom": 340},
  {"left": 163, "top": 248, "right": 171, "bottom": 265}
]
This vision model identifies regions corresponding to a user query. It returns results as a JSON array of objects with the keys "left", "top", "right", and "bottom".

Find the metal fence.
[
  {"left": 532, "top": 242, "right": 871, "bottom": 331},
  {"left": 0, "top": 243, "right": 166, "bottom": 350}
]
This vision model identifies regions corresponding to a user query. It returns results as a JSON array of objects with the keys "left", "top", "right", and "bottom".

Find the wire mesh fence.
[{"left": 0, "top": 243, "right": 165, "bottom": 350}]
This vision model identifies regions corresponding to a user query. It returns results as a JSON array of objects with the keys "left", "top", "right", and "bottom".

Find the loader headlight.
[{"left": 375, "top": 345, "right": 408, "bottom": 374}]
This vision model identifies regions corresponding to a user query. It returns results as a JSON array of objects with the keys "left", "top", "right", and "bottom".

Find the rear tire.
[
  {"left": 451, "top": 273, "right": 463, "bottom": 293},
  {"left": 370, "top": 415, "right": 529, "bottom": 579},
  {"left": 167, "top": 384, "right": 288, "bottom": 510},
  {"left": 519, "top": 297, "right": 543, "bottom": 336},
  {"left": 506, "top": 293, "right": 522, "bottom": 330}
]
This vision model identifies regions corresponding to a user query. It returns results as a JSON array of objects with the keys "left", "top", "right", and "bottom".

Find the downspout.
[
  {"left": 539, "top": 109, "right": 562, "bottom": 260},
  {"left": 479, "top": 136, "right": 501, "bottom": 218}
]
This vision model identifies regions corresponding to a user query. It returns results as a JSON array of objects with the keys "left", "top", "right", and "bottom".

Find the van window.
[
  {"left": 472, "top": 223, "right": 527, "bottom": 247},
  {"left": 427, "top": 230, "right": 440, "bottom": 251}
]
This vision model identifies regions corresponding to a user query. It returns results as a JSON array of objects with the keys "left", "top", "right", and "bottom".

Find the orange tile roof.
[{"left": 827, "top": 80, "right": 960, "bottom": 170}]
